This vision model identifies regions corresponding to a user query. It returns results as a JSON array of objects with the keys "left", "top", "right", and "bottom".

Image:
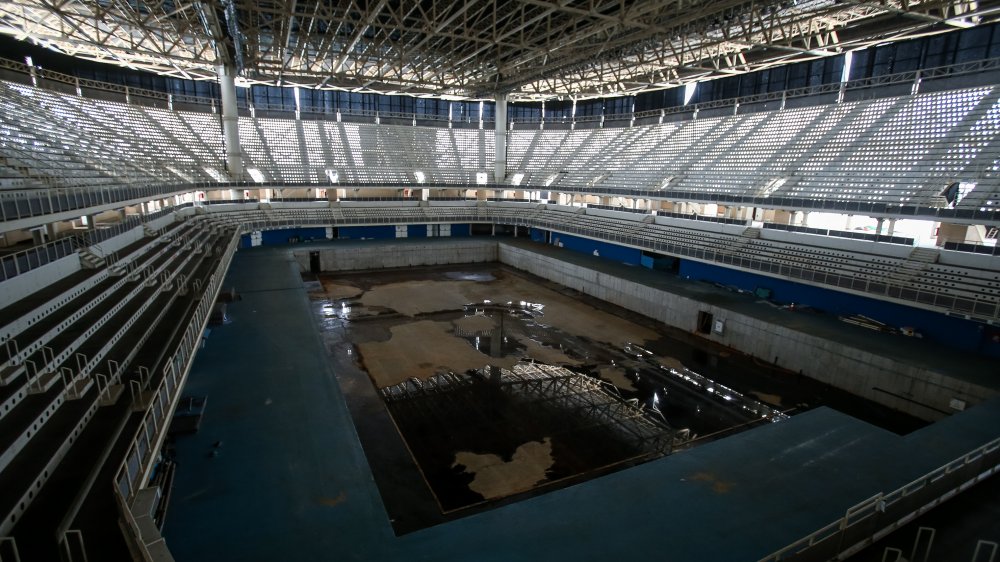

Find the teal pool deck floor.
[{"left": 164, "top": 242, "right": 1000, "bottom": 562}]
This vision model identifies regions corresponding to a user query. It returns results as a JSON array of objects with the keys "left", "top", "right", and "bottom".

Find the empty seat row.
[
  {"left": 0, "top": 215, "right": 239, "bottom": 561},
  {"left": 507, "top": 86, "right": 1000, "bottom": 208}
]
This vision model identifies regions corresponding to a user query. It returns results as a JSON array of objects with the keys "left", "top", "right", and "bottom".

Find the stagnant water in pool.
[{"left": 305, "top": 263, "right": 926, "bottom": 535}]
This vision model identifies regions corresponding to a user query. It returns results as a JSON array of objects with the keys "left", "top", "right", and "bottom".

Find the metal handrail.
[
  {"left": 759, "top": 436, "right": 1000, "bottom": 561},
  {"left": 193, "top": 203, "right": 1000, "bottom": 321},
  {"left": 3, "top": 54, "right": 1000, "bottom": 123},
  {"left": 508, "top": 57, "right": 1000, "bottom": 124},
  {"left": 3, "top": 181, "right": 998, "bottom": 227},
  {"left": 0, "top": 237, "right": 76, "bottom": 282}
]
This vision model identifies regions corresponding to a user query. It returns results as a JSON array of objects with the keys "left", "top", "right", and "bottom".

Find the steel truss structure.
[
  {"left": 1, "top": 0, "right": 999, "bottom": 99},
  {"left": 381, "top": 362, "right": 678, "bottom": 456}
]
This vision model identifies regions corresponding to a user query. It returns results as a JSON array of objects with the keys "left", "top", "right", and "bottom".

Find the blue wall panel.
[
  {"left": 551, "top": 233, "right": 642, "bottom": 265},
  {"left": 239, "top": 234, "right": 253, "bottom": 249},
  {"left": 450, "top": 224, "right": 471, "bottom": 237},
  {"left": 530, "top": 228, "right": 547, "bottom": 243},
  {"left": 408, "top": 225, "right": 428, "bottom": 238},
  {"left": 260, "top": 227, "right": 327, "bottom": 246},
  {"left": 338, "top": 225, "right": 396, "bottom": 240},
  {"left": 679, "top": 260, "right": 1000, "bottom": 357}
]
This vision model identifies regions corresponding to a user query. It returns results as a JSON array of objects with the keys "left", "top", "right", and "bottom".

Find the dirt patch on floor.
[
  {"left": 457, "top": 278, "right": 658, "bottom": 348},
  {"left": 358, "top": 274, "right": 657, "bottom": 348},
  {"left": 656, "top": 355, "right": 687, "bottom": 372},
  {"left": 357, "top": 320, "right": 520, "bottom": 387},
  {"left": 749, "top": 391, "right": 783, "bottom": 407},
  {"left": 516, "top": 336, "right": 582, "bottom": 366},
  {"left": 361, "top": 280, "right": 476, "bottom": 316},
  {"left": 453, "top": 438, "right": 554, "bottom": 500},
  {"left": 453, "top": 314, "right": 496, "bottom": 334},
  {"left": 599, "top": 365, "right": 637, "bottom": 391},
  {"left": 321, "top": 282, "right": 364, "bottom": 300}
]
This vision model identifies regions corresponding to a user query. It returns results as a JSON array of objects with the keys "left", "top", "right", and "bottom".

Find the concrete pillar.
[
  {"left": 800, "top": 211, "right": 810, "bottom": 227},
  {"left": 887, "top": 218, "right": 897, "bottom": 236},
  {"left": 772, "top": 210, "right": 792, "bottom": 225},
  {"left": 490, "top": 312, "right": 503, "bottom": 359},
  {"left": 844, "top": 214, "right": 854, "bottom": 230},
  {"left": 217, "top": 65, "right": 244, "bottom": 179},
  {"left": 876, "top": 218, "right": 885, "bottom": 236},
  {"left": 494, "top": 95, "right": 507, "bottom": 184},
  {"left": 936, "top": 223, "right": 970, "bottom": 246}
]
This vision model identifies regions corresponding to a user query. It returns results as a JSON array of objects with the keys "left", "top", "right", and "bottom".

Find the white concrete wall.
[
  {"left": 497, "top": 243, "right": 996, "bottom": 421},
  {"left": 92, "top": 225, "right": 145, "bottom": 256},
  {"left": 145, "top": 213, "right": 179, "bottom": 233},
  {"left": 288, "top": 238, "right": 993, "bottom": 421},
  {"left": 0, "top": 254, "right": 81, "bottom": 310},
  {"left": 292, "top": 240, "right": 497, "bottom": 272}
]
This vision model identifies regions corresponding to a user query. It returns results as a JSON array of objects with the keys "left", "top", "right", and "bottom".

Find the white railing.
[
  {"left": 198, "top": 203, "right": 1000, "bottom": 321},
  {"left": 113, "top": 229, "right": 238, "bottom": 504},
  {"left": 759, "top": 436, "right": 1000, "bottom": 561}
]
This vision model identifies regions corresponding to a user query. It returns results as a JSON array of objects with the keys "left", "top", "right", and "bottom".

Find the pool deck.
[{"left": 163, "top": 241, "right": 1000, "bottom": 562}]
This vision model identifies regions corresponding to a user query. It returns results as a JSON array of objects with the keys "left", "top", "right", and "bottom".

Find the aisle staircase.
[{"left": 887, "top": 247, "right": 940, "bottom": 285}]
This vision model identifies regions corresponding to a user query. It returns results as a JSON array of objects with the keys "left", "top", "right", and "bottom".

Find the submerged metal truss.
[
  {"left": 1, "top": 0, "right": 998, "bottom": 99},
  {"left": 381, "top": 362, "right": 679, "bottom": 456}
]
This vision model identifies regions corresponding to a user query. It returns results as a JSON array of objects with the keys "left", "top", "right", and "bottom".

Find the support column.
[
  {"left": 887, "top": 218, "right": 897, "bottom": 236},
  {"left": 494, "top": 95, "right": 507, "bottom": 184},
  {"left": 936, "top": 223, "right": 970, "bottom": 246},
  {"left": 217, "top": 65, "right": 243, "bottom": 179},
  {"left": 876, "top": 218, "right": 885, "bottom": 236}
]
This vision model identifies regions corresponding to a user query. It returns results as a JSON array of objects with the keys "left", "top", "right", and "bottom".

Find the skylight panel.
[
  {"left": 247, "top": 168, "right": 265, "bottom": 182},
  {"left": 203, "top": 167, "right": 227, "bottom": 182},
  {"left": 684, "top": 83, "right": 697, "bottom": 105},
  {"left": 760, "top": 177, "right": 789, "bottom": 197}
]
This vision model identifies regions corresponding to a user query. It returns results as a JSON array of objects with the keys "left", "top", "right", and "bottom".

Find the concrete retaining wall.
[
  {"left": 498, "top": 243, "right": 997, "bottom": 421},
  {"left": 292, "top": 239, "right": 498, "bottom": 272},
  {"left": 289, "top": 238, "right": 993, "bottom": 421}
]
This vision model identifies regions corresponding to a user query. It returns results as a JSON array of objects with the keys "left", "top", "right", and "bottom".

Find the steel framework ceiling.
[{"left": 0, "top": 0, "right": 997, "bottom": 100}]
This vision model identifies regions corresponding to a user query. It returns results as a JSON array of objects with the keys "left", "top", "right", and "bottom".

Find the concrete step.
[
  {"left": 135, "top": 389, "right": 157, "bottom": 411},
  {"left": 77, "top": 249, "right": 105, "bottom": 270},
  {"left": 99, "top": 384, "right": 124, "bottom": 407},
  {"left": 907, "top": 247, "right": 940, "bottom": 264},
  {"left": 0, "top": 364, "right": 23, "bottom": 386},
  {"left": 29, "top": 371, "right": 61, "bottom": 394},
  {"left": 66, "top": 377, "right": 94, "bottom": 400}
]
